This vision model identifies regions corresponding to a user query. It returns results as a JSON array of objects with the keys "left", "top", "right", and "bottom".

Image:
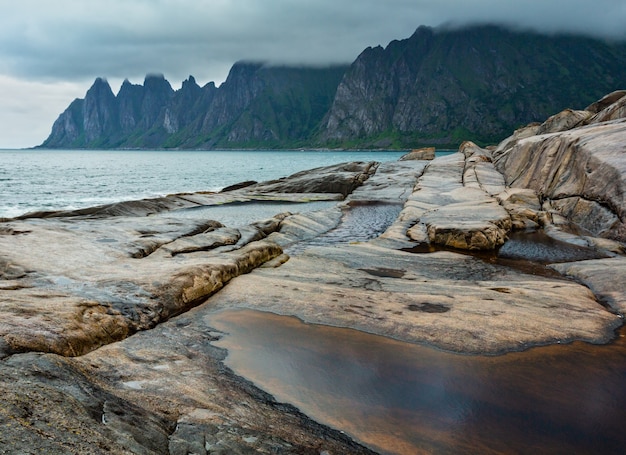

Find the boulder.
[
  {"left": 245, "top": 161, "right": 378, "bottom": 197},
  {"left": 535, "top": 109, "right": 591, "bottom": 134},
  {"left": 585, "top": 90, "right": 626, "bottom": 113},
  {"left": 400, "top": 147, "right": 436, "bottom": 161}
]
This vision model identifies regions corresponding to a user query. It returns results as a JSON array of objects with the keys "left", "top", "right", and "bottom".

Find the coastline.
[{"left": 1, "top": 92, "right": 626, "bottom": 453}]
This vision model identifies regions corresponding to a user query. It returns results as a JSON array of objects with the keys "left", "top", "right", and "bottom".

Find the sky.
[{"left": 1, "top": 0, "right": 625, "bottom": 149}]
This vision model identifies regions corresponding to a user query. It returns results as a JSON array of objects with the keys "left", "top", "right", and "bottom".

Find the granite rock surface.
[{"left": 2, "top": 93, "right": 626, "bottom": 454}]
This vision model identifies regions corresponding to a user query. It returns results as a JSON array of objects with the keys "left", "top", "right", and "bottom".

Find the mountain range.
[{"left": 40, "top": 24, "right": 626, "bottom": 150}]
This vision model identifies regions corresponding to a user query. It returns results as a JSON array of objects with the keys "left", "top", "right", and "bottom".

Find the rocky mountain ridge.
[
  {"left": 40, "top": 24, "right": 626, "bottom": 149},
  {"left": 42, "top": 65, "right": 347, "bottom": 149}
]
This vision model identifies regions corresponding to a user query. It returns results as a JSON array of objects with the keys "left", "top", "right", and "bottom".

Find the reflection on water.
[
  {"left": 286, "top": 203, "right": 403, "bottom": 255},
  {"left": 498, "top": 231, "right": 609, "bottom": 264},
  {"left": 404, "top": 230, "right": 610, "bottom": 278},
  {"left": 211, "top": 309, "right": 626, "bottom": 455}
]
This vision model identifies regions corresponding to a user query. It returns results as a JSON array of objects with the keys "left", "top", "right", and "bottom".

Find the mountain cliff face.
[
  {"left": 41, "top": 65, "right": 347, "bottom": 149},
  {"left": 320, "top": 25, "right": 626, "bottom": 147},
  {"left": 41, "top": 25, "right": 626, "bottom": 150}
]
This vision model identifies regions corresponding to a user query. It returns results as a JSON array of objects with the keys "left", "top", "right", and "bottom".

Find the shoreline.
[{"left": 1, "top": 91, "right": 625, "bottom": 453}]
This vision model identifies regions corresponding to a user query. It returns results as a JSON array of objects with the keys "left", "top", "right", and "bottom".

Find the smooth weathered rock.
[
  {"left": 2, "top": 121, "right": 626, "bottom": 454},
  {"left": 0, "top": 161, "right": 378, "bottom": 357},
  {"left": 0, "top": 160, "right": 394, "bottom": 454},
  {"left": 497, "top": 188, "right": 542, "bottom": 230},
  {"left": 244, "top": 161, "right": 378, "bottom": 198},
  {"left": 347, "top": 160, "right": 427, "bottom": 204},
  {"left": 0, "top": 233, "right": 282, "bottom": 357},
  {"left": 391, "top": 149, "right": 511, "bottom": 250},
  {"left": 588, "top": 92, "right": 626, "bottom": 123},
  {"left": 423, "top": 202, "right": 510, "bottom": 249},
  {"left": 267, "top": 208, "right": 343, "bottom": 248},
  {"left": 0, "top": 341, "right": 375, "bottom": 455},
  {"left": 536, "top": 109, "right": 591, "bottom": 134},
  {"left": 206, "top": 242, "right": 620, "bottom": 354},
  {"left": 492, "top": 91, "right": 626, "bottom": 243},
  {"left": 585, "top": 90, "right": 626, "bottom": 114},
  {"left": 399, "top": 147, "right": 436, "bottom": 161},
  {"left": 550, "top": 256, "right": 626, "bottom": 314},
  {"left": 494, "top": 120, "right": 626, "bottom": 241}
]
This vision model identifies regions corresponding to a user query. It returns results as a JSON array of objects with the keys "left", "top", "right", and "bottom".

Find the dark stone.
[
  {"left": 220, "top": 180, "right": 257, "bottom": 192},
  {"left": 407, "top": 303, "right": 450, "bottom": 313}
]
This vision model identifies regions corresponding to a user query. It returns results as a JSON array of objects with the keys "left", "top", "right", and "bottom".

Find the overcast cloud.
[{"left": 1, "top": 0, "right": 625, "bottom": 148}]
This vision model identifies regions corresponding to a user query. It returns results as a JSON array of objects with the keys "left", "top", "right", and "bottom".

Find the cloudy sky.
[{"left": 1, "top": 0, "right": 625, "bottom": 149}]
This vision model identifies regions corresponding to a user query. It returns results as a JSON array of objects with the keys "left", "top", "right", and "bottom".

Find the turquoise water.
[{"left": 0, "top": 149, "right": 409, "bottom": 218}]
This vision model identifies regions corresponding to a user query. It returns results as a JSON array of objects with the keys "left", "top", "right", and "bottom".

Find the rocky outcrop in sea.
[{"left": 2, "top": 91, "right": 626, "bottom": 453}]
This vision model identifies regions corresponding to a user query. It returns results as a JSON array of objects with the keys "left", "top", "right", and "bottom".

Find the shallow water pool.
[{"left": 211, "top": 309, "right": 626, "bottom": 455}]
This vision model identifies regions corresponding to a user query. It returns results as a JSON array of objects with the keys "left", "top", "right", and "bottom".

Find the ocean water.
[{"left": 0, "top": 149, "right": 408, "bottom": 218}]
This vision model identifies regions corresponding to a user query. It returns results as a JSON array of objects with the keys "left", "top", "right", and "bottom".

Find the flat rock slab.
[
  {"left": 206, "top": 242, "right": 620, "bottom": 354},
  {"left": 550, "top": 256, "right": 626, "bottom": 314},
  {"left": 346, "top": 160, "right": 427, "bottom": 204},
  {"left": 0, "top": 162, "right": 380, "bottom": 357}
]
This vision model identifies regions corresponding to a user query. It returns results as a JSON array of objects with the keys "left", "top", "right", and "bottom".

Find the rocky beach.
[{"left": 1, "top": 91, "right": 626, "bottom": 454}]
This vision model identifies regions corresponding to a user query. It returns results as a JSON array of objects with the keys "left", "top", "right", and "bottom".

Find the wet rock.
[
  {"left": 0, "top": 161, "right": 386, "bottom": 453},
  {"left": 550, "top": 256, "right": 626, "bottom": 314},
  {"left": 207, "top": 242, "right": 620, "bottom": 354},
  {"left": 349, "top": 160, "right": 428, "bottom": 249},
  {"left": 0, "top": 343, "right": 375, "bottom": 455},
  {"left": 1, "top": 126, "right": 625, "bottom": 454}
]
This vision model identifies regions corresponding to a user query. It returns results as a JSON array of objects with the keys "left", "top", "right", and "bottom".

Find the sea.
[{"left": 0, "top": 149, "right": 409, "bottom": 219}]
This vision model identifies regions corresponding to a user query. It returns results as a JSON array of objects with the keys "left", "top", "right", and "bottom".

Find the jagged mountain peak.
[
  {"left": 144, "top": 73, "right": 166, "bottom": 81},
  {"left": 86, "top": 77, "right": 114, "bottom": 95},
  {"left": 143, "top": 74, "right": 173, "bottom": 93},
  {"left": 40, "top": 25, "right": 626, "bottom": 150}
]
